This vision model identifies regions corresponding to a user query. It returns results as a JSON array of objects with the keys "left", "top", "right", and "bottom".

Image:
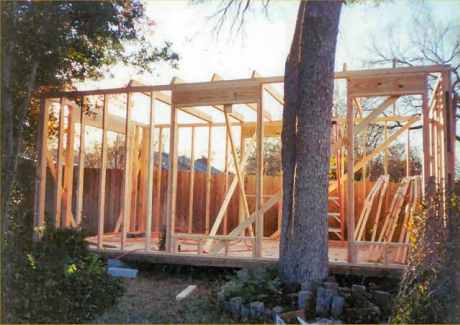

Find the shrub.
[
  {"left": 10, "top": 227, "right": 124, "bottom": 323},
  {"left": 391, "top": 185, "right": 459, "bottom": 323},
  {"left": 217, "top": 266, "right": 290, "bottom": 307}
]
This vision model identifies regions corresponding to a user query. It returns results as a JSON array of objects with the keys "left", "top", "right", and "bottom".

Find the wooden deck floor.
[{"left": 87, "top": 233, "right": 406, "bottom": 278}]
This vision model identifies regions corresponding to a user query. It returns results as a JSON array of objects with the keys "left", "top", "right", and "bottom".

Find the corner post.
[
  {"left": 97, "top": 95, "right": 109, "bottom": 249},
  {"left": 255, "top": 85, "right": 264, "bottom": 257},
  {"left": 33, "top": 97, "right": 49, "bottom": 236},
  {"left": 145, "top": 92, "right": 156, "bottom": 250},
  {"left": 166, "top": 103, "right": 178, "bottom": 252},
  {"left": 346, "top": 86, "right": 356, "bottom": 263}
]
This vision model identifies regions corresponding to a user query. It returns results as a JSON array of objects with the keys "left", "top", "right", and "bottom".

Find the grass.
[{"left": 94, "top": 264, "right": 235, "bottom": 323}]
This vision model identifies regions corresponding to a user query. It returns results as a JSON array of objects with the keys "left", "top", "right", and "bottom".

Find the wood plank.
[
  {"left": 370, "top": 176, "right": 390, "bottom": 242},
  {"left": 349, "top": 74, "right": 425, "bottom": 97},
  {"left": 346, "top": 91, "right": 355, "bottom": 263},
  {"left": 121, "top": 92, "right": 133, "bottom": 250},
  {"left": 251, "top": 70, "right": 284, "bottom": 106},
  {"left": 209, "top": 191, "right": 281, "bottom": 254},
  {"left": 155, "top": 128, "right": 163, "bottom": 233},
  {"left": 145, "top": 92, "right": 156, "bottom": 250},
  {"left": 173, "top": 84, "right": 259, "bottom": 107},
  {"left": 255, "top": 91, "right": 264, "bottom": 257},
  {"left": 33, "top": 97, "right": 49, "bottom": 231},
  {"left": 55, "top": 98, "right": 65, "bottom": 227},
  {"left": 204, "top": 126, "right": 213, "bottom": 234},
  {"left": 202, "top": 110, "right": 252, "bottom": 251},
  {"left": 422, "top": 77, "right": 430, "bottom": 193},
  {"left": 63, "top": 105, "right": 76, "bottom": 228},
  {"left": 332, "top": 96, "right": 400, "bottom": 154},
  {"left": 76, "top": 96, "right": 86, "bottom": 226},
  {"left": 329, "top": 115, "right": 420, "bottom": 193},
  {"left": 166, "top": 103, "right": 178, "bottom": 252},
  {"left": 187, "top": 126, "right": 196, "bottom": 233},
  {"left": 97, "top": 95, "right": 109, "bottom": 249},
  {"left": 212, "top": 72, "right": 269, "bottom": 121}
]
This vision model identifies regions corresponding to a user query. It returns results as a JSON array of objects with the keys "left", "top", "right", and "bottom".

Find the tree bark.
[{"left": 280, "top": 0, "right": 342, "bottom": 284}]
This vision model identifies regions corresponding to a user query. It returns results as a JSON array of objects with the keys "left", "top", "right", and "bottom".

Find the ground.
[{"left": 94, "top": 264, "right": 235, "bottom": 323}]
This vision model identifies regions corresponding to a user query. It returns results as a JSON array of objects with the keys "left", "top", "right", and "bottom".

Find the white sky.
[
  {"left": 78, "top": 0, "right": 460, "bottom": 88},
  {"left": 75, "top": 0, "right": 460, "bottom": 171}
]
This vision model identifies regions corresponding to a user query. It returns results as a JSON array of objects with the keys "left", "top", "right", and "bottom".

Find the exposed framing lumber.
[
  {"left": 187, "top": 126, "right": 196, "bottom": 234},
  {"left": 223, "top": 127, "right": 229, "bottom": 234},
  {"left": 346, "top": 91, "right": 355, "bottom": 263},
  {"left": 42, "top": 65, "right": 450, "bottom": 99},
  {"left": 145, "top": 92, "right": 156, "bottom": 250},
  {"left": 97, "top": 95, "right": 109, "bottom": 249},
  {"left": 128, "top": 79, "right": 214, "bottom": 124},
  {"left": 166, "top": 102, "right": 179, "bottom": 252},
  {"left": 422, "top": 77, "right": 430, "bottom": 192},
  {"left": 204, "top": 126, "right": 213, "bottom": 234},
  {"left": 121, "top": 92, "right": 133, "bottom": 251},
  {"left": 329, "top": 115, "right": 420, "bottom": 193},
  {"left": 370, "top": 176, "right": 390, "bottom": 242},
  {"left": 251, "top": 70, "right": 284, "bottom": 106},
  {"left": 63, "top": 104, "right": 76, "bottom": 228},
  {"left": 155, "top": 127, "right": 163, "bottom": 232},
  {"left": 36, "top": 64, "right": 455, "bottom": 271},
  {"left": 210, "top": 73, "right": 250, "bottom": 122},
  {"left": 332, "top": 96, "right": 400, "bottom": 153},
  {"left": 209, "top": 191, "right": 281, "bottom": 255},
  {"left": 55, "top": 98, "right": 65, "bottom": 227},
  {"left": 202, "top": 106, "right": 251, "bottom": 251},
  {"left": 75, "top": 96, "right": 86, "bottom": 226},
  {"left": 33, "top": 97, "right": 49, "bottom": 231},
  {"left": 255, "top": 88, "right": 264, "bottom": 257}
]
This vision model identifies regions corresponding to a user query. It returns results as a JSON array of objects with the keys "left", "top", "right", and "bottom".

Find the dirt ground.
[{"left": 94, "top": 264, "right": 235, "bottom": 323}]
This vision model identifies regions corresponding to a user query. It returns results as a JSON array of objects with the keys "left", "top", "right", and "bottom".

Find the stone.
[
  {"left": 287, "top": 292, "right": 299, "bottom": 306},
  {"left": 301, "top": 279, "right": 321, "bottom": 293},
  {"left": 371, "top": 290, "right": 392, "bottom": 315},
  {"left": 217, "top": 291, "right": 226, "bottom": 305},
  {"left": 229, "top": 296, "right": 242, "bottom": 319},
  {"left": 240, "top": 304, "right": 250, "bottom": 321},
  {"left": 223, "top": 300, "right": 231, "bottom": 313},
  {"left": 344, "top": 305, "right": 381, "bottom": 323},
  {"left": 298, "top": 290, "right": 314, "bottom": 309},
  {"left": 264, "top": 307, "right": 273, "bottom": 320},
  {"left": 351, "top": 284, "right": 367, "bottom": 296},
  {"left": 249, "top": 301, "right": 265, "bottom": 319},
  {"left": 326, "top": 275, "right": 337, "bottom": 283},
  {"left": 272, "top": 305, "right": 284, "bottom": 319},
  {"left": 316, "top": 287, "right": 334, "bottom": 317},
  {"left": 323, "top": 282, "right": 339, "bottom": 294},
  {"left": 330, "top": 295, "right": 345, "bottom": 318},
  {"left": 351, "top": 284, "right": 370, "bottom": 304}
]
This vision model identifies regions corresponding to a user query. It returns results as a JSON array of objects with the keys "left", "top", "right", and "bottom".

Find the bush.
[
  {"left": 391, "top": 187, "right": 459, "bottom": 323},
  {"left": 10, "top": 227, "right": 124, "bottom": 323},
  {"left": 218, "top": 266, "right": 292, "bottom": 308}
]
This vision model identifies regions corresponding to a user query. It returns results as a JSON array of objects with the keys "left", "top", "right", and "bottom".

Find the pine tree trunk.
[{"left": 280, "top": 0, "right": 342, "bottom": 284}]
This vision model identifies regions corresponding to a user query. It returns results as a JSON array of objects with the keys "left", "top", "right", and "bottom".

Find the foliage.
[
  {"left": 391, "top": 185, "right": 459, "bottom": 323},
  {"left": 9, "top": 227, "right": 124, "bottom": 323},
  {"left": 218, "top": 266, "right": 292, "bottom": 307}
]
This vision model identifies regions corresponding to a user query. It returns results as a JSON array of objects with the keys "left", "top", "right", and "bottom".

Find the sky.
[
  {"left": 78, "top": 0, "right": 460, "bottom": 89},
  {"left": 75, "top": 0, "right": 460, "bottom": 171}
]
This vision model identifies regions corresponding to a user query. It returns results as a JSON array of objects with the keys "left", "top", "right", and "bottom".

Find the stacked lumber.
[{"left": 354, "top": 175, "right": 389, "bottom": 241}]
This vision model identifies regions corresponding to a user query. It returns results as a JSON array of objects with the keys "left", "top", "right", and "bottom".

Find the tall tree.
[
  {"left": 279, "top": 1, "right": 342, "bottom": 283},
  {"left": 209, "top": 0, "right": 343, "bottom": 283},
  {"left": 1, "top": 1, "right": 177, "bottom": 318}
]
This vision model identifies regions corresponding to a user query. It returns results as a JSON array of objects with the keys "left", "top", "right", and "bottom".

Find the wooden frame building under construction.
[{"left": 33, "top": 64, "right": 456, "bottom": 275}]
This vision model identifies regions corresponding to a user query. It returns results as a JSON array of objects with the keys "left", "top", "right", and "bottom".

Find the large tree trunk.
[{"left": 279, "top": 0, "right": 342, "bottom": 284}]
